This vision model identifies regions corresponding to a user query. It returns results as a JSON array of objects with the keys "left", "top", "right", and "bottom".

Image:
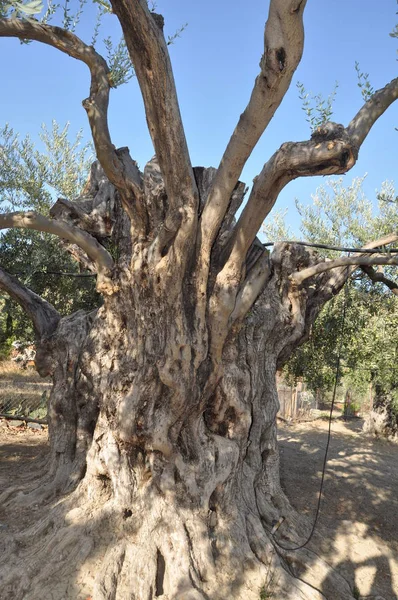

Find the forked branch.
[
  {"left": 199, "top": 0, "right": 307, "bottom": 254},
  {"left": 292, "top": 233, "right": 398, "bottom": 286},
  {"left": 110, "top": 0, "right": 199, "bottom": 224},
  {"left": 0, "top": 267, "right": 60, "bottom": 338},
  {"left": 308, "top": 234, "right": 398, "bottom": 304},
  {"left": 293, "top": 254, "right": 398, "bottom": 285},
  {"left": 361, "top": 265, "right": 398, "bottom": 295},
  {"left": 227, "top": 77, "right": 398, "bottom": 270},
  {"left": 0, "top": 18, "right": 144, "bottom": 221}
]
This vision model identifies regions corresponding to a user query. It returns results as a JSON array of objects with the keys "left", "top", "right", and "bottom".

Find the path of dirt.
[
  {"left": 0, "top": 422, "right": 49, "bottom": 532},
  {"left": 278, "top": 418, "right": 398, "bottom": 600}
]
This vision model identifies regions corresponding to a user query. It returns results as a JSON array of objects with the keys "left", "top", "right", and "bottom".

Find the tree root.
[{"left": 0, "top": 480, "right": 358, "bottom": 600}]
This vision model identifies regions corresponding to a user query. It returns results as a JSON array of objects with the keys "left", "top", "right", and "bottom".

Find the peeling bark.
[{"left": 363, "top": 384, "right": 398, "bottom": 441}]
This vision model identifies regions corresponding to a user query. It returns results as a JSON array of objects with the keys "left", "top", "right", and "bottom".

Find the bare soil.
[
  {"left": 0, "top": 423, "right": 49, "bottom": 532},
  {"left": 278, "top": 418, "right": 398, "bottom": 600}
]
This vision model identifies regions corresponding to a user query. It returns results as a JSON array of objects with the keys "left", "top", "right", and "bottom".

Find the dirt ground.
[
  {"left": 0, "top": 423, "right": 49, "bottom": 532},
  {"left": 0, "top": 417, "right": 397, "bottom": 599},
  {"left": 278, "top": 418, "right": 398, "bottom": 600}
]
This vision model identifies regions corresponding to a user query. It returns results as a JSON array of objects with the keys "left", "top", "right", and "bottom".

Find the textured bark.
[
  {"left": 363, "top": 384, "right": 398, "bottom": 441},
  {"left": 0, "top": 267, "right": 60, "bottom": 338},
  {"left": 1, "top": 3, "right": 398, "bottom": 598},
  {"left": 0, "top": 164, "right": 360, "bottom": 600}
]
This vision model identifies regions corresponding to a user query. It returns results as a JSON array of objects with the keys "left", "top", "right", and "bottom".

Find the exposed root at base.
[{"left": 0, "top": 483, "right": 358, "bottom": 600}]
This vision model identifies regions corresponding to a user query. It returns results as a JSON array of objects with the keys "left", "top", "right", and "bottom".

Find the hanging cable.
[
  {"left": 270, "top": 275, "right": 349, "bottom": 551},
  {"left": 263, "top": 240, "right": 398, "bottom": 254}
]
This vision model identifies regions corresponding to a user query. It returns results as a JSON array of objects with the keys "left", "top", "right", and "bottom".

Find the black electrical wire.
[
  {"left": 270, "top": 278, "right": 349, "bottom": 552},
  {"left": 6, "top": 240, "right": 398, "bottom": 280},
  {"left": 263, "top": 240, "right": 398, "bottom": 254}
]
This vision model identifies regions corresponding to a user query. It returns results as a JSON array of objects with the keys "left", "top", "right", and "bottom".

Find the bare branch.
[
  {"left": 0, "top": 267, "right": 60, "bottom": 338},
  {"left": 292, "top": 253, "right": 398, "bottom": 286},
  {"left": 199, "top": 0, "right": 307, "bottom": 254},
  {"left": 230, "top": 250, "right": 271, "bottom": 323},
  {"left": 361, "top": 265, "right": 398, "bottom": 295},
  {"left": 0, "top": 414, "right": 48, "bottom": 425},
  {"left": 274, "top": 235, "right": 398, "bottom": 363},
  {"left": 306, "top": 234, "right": 398, "bottom": 303},
  {"left": 0, "top": 18, "right": 145, "bottom": 229},
  {"left": 347, "top": 77, "right": 398, "bottom": 148},
  {"left": 0, "top": 212, "right": 114, "bottom": 276},
  {"left": 14, "top": 270, "right": 96, "bottom": 278},
  {"left": 225, "top": 128, "right": 354, "bottom": 266},
  {"left": 226, "top": 77, "right": 398, "bottom": 271},
  {"left": 109, "top": 1, "right": 199, "bottom": 226}
]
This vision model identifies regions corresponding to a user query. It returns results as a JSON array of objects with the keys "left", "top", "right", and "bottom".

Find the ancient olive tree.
[{"left": 0, "top": 2, "right": 398, "bottom": 599}]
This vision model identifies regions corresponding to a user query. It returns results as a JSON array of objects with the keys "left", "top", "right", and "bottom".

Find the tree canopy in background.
[
  {"left": 0, "top": 121, "right": 99, "bottom": 349},
  {"left": 264, "top": 178, "right": 398, "bottom": 412}
]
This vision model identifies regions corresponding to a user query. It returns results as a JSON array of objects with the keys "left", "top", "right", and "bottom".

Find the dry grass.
[
  {"left": 0, "top": 361, "right": 51, "bottom": 417},
  {"left": 0, "top": 360, "right": 43, "bottom": 382}
]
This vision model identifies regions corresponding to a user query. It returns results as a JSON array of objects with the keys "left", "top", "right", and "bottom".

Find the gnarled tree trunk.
[
  {"left": 363, "top": 384, "right": 398, "bottom": 442},
  {"left": 1, "top": 1, "right": 397, "bottom": 598},
  {"left": 0, "top": 163, "right": 361, "bottom": 600}
]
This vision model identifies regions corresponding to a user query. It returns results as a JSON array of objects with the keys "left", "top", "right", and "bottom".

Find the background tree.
[
  {"left": 264, "top": 178, "right": 398, "bottom": 434},
  {"left": 0, "top": 2, "right": 398, "bottom": 599},
  {"left": 0, "top": 121, "right": 99, "bottom": 350}
]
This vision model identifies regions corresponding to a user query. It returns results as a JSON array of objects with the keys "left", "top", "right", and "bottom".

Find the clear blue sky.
[{"left": 1, "top": 0, "right": 397, "bottom": 237}]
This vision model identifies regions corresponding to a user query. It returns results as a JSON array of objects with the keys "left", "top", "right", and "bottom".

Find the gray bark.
[
  {"left": 1, "top": 3, "right": 397, "bottom": 597},
  {"left": 0, "top": 163, "right": 357, "bottom": 600},
  {"left": 363, "top": 384, "right": 398, "bottom": 441}
]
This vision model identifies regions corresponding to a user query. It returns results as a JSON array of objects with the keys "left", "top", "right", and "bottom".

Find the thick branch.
[
  {"left": 227, "top": 127, "right": 355, "bottom": 269},
  {"left": 227, "top": 76, "right": 398, "bottom": 271},
  {"left": 202, "top": 80, "right": 397, "bottom": 361},
  {"left": 361, "top": 265, "right": 398, "bottom": 295},
  {"left": 230, "top": 249, "right": 271, "bottom": 323},
  {"left": 0, "top": 212, "right": 114, "bottom": 275},
  {"left": 0, "top": 18, "right": 144, "bottom": 225},
  {"left": 0, "top": 267, "right": 60, "bottom": 338},
  {"left": 307, "top": 234, "right": 398, "bottom": 304},
  {"left": 292, "top": 254, "right": 398, "bottom": 285},
  {"left": 110, "top": 0, "right": 198, "bottom": 225},
  {"left": 199, "top": 0, "right": 307, "bottom": 253},
  {"left": 277, "top": 235, "right": 398, "bottom": 365},
  {"left": 347, "top": 77, "right": 398, "bottom": 148}
]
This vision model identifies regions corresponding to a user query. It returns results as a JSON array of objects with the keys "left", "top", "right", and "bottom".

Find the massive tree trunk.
[
  {"left": 0, "top": 164, "right": 361, "bottom": 600},
  {"left": 1, "top": 1, "right": 398, "bottom": 598}
]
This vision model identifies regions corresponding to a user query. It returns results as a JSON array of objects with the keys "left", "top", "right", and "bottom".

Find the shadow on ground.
[{"left": 278, "top": 418, "right": 398, "bottom": 600}]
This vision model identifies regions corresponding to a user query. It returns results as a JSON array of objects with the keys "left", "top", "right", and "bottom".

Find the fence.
[
  {"left": 277, "top": 376, "right": 375, "bottom": 421},
  {"left": 0, "top": 346, "right": 49, "bottom": 425},
  {"left": 277, "top": 379, "right": 318, "bottom": 420}
]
